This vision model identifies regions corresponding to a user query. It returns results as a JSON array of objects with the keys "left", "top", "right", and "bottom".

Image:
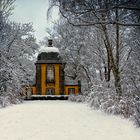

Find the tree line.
[
  {"left": 0, "top": 0, "right": 39, "bottom": 107},
  {"left": 47, "top": 0, "right": 140, "bottom": 126}
]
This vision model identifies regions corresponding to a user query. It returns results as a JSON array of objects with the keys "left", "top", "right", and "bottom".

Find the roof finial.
[{"left": 48, "top": 39, "right": 52, "bottom": 47}]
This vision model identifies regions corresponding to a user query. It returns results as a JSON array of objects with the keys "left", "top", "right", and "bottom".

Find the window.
[
  {"left": 47, "top": 65, "right": 54, "bottom": 82},
  {"left": 68, "top": 88, "right": 75, "bottom": 94},
  {"left": 46, "top": 88, "right": 55, "bottom": 95}
]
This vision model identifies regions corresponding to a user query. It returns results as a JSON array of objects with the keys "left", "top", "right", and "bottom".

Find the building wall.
[
  {"left": 54, "top": 64, "right": 60, "bottom": 95},
  {"left": 36, "top": 64, "right": 41, "bottom": 94},
  {"left": 41, "top": 64, "right": 46, "bottom": 95},
  {"left": 31, "top": 63, "right": 80, "bottom": 96},
  {"left": 35, "top": 64, "right": 60, "bottom": 95},
  {"left": 59, "top": 64, "right": 65, "bottom": 95},
  {"left": 32, "top": 86, "right": 36, "bottom": 95},
  {"left": 64, "top": 86, "right": 79, "bottom": 95}
]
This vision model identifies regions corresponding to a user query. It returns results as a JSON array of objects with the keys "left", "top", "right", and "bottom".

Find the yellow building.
[{"left": 25, "top": 39, "right": 81, "bottom": 99}]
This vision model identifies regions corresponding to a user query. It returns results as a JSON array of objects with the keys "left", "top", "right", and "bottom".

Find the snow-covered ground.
[{"left": 0, "top": 101, "right": 140, "bottom": 140}]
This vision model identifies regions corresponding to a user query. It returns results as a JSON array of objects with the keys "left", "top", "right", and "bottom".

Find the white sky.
[{"left": 10, "top": 0, "right": 59, "bottom": 42}]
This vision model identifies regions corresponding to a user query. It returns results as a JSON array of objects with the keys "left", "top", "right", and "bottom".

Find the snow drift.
[{"left": 0, "top": 101, "right": 139, "bottom": 140}]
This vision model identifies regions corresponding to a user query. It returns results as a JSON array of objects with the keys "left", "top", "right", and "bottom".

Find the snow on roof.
[{"left": 39, "top": 47, "right": 59, "bottom": 53}]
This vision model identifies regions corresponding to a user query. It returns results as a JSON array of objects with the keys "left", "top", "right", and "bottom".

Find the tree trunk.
[
  {"left": 102, "top": 22, "right": 122, "bottom": 99},
  {"left": 99, "top": 69, "right": 103, "bottom": 81},
  {"left": 114, "top": 1, "right": 122, "bottom": 99},
  {"left": 107, "top": 51, "right": 111, "bottom": 82},
  {"left": 114, "top": 68, "right": 122, "bottom": 98}
]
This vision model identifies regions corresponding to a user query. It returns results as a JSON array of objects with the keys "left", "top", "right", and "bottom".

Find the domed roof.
[
  {"left": 37, "top": 51, "right": 61, "bottom": 61},
  {"left": 36, "top": 39, "right": 64, "bottom": 64}
]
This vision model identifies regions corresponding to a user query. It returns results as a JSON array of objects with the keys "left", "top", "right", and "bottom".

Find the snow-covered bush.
[
  {"left": 132, "top": 100, "right": 140, "bottom": 127},
  {"left": 88, "top": 81, "right": 140, "bottom": 126},
  {"left": 68, "top": 79, "right": 140, "bottom": 127},
  {"left": 68, "top": 94, "right": 87, "bottom": 102},
  {"left": 0, "top": 90, "right": 22, "bottom": 108}
]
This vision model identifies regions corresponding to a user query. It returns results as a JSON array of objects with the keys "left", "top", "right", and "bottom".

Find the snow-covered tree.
[
  {"left": 48, "top": 0, "right": 140, "bottom": 126},
  {"left": 0, "top": 0, "right": 39, "bottom": 107}
]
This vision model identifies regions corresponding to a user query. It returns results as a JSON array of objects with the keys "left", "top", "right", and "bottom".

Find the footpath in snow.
[{"left": 0, "top": 101, "right": 140, "bottom": 140}]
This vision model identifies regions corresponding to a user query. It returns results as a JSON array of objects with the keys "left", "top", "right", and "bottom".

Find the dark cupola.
[{"left": 36, "top": 39, "right": 63, "bottom": 64}]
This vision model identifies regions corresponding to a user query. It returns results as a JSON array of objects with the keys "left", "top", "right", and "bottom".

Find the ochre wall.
[
  {"left": 32, "top": 87, "right": 36, "bottom": 95},
  {"left": 37, "top": 64, "right": 60, "bottom": 95},
  {"left": 64, "top": 86, "right": 79, "bottom": 95},
  {"left": 31, "top": 64, "right": 80, "bottom": 96}
]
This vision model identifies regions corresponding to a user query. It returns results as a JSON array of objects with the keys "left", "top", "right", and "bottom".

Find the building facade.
[{"left": 26, "top": 40, "right": 81, "bottom": 98}]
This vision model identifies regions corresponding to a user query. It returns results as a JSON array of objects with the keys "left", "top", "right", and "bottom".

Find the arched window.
[{"left": 47, "top": 65, "right": 54, "bottom": 82}]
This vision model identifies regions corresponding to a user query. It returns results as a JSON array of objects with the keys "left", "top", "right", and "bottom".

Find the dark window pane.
[
  {"left": 46, "top": 88, "right": 55, "bottom": 95},
  {"left": 68, "top": 88, "right": 75, "bottom": 94}
]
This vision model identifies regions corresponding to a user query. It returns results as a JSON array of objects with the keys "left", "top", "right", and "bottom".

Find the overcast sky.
[{"left": 10, "top": 0, "right": 59, "bottom": 42}]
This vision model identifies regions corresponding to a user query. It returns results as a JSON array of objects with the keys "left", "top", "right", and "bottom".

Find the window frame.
[
  {"left": 46, "top": 88, "right": 55, "bottom": 95},
  {"left": 46, "top": 64, "right": 55, "bottom": 83},
  {"left": 68, "top": 88, "right": 75, "bottom": 94}
]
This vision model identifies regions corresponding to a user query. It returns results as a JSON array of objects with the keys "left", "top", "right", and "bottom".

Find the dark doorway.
[{"left": 46, "top": 88, "right": 55, "bottom": 95}]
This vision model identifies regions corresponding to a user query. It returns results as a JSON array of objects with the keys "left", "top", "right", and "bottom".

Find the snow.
[
  {"left": 40, "top": 47, "right": 59, "bottom": 53},
  {"left": 0, "top": 101, "right": 140, "bottom": 140}
]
